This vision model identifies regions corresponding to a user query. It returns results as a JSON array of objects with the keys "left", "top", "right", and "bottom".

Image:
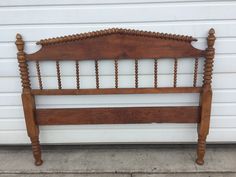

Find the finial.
[
  {"left": 15, "top": 33, "right": 24, "bottom": 52},
  {"left": 209, "top": 28, "right": 215, "bottom": 35},
  {"left": 16, "top": 33, "right": 22, "bottom": 40},
  {"left": 207, "top": 28, "right": 216, "bottom": 48}
]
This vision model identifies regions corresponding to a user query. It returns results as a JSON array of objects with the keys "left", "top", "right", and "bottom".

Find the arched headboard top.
[
  {"left": 37, "top": 28, "right": 197, "bottom": 46},
  {"left": 26, "top": 28, "right": 205, "bottom": 60}
]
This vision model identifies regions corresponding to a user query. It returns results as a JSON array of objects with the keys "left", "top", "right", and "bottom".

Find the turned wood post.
[
  {"left": 203, "top": 28, "right": 216, "bottom": 90},
  {"left": 16, "top": 34, "right": 43, "bottom": 166},
  {"left": 196, "top": 28, "right": 216, "bottom": 165},
  {"left": 16, "top": 34, "right": 31, "bottom": 90}
]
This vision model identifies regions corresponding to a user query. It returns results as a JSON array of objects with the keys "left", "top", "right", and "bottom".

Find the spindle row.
[{"left": 34, "top": 58, "right": 200, "bottom": 89}]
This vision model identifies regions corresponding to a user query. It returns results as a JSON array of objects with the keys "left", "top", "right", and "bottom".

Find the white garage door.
[{"left": 0, "top": 0, "right": 236, "bottom": 144}]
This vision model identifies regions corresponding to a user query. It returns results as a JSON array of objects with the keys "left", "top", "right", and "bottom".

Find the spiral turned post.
[
  {"left": 203, "top": 28, "right": 216, "bottom": 89},
  {"left": 16, "top": 34, "right": 42, "bottom": 166},
  {"left": 15, "top": 34, "right": 31, "bottom": 91},
  {"left": 196, "top": 28, "right": 216, "bottom": 165}
]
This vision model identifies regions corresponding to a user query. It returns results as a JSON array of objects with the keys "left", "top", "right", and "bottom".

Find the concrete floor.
[{"left": 0, "top": 144, "right": 235, "bottom": 177}]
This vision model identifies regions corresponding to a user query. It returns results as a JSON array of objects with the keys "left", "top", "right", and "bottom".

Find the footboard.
[{"left": 16, "top": 28, "right": 215, "bottom": 166}]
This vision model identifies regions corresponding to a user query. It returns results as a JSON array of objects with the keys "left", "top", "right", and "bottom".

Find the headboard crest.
[{"left": 36, "top": 28, "right": 197, "bottom": 46}]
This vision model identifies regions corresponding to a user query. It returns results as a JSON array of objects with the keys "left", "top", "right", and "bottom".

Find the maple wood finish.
[
  {"left": 31, "top": 87, "right": 202, "bottom": 95},
  {"left": 36, "top": 107, "right": 200, "bottom": 125},
  {"left": 15, "top": 28, "right": 215, "bottom": 166}
]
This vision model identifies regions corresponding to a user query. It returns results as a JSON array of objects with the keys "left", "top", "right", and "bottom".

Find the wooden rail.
[
  {"left": 31, "top": 87, "right": 202, "bottom": 95},
  {"left": 36, "top": 106, "right": 200, "bottom": 125}
]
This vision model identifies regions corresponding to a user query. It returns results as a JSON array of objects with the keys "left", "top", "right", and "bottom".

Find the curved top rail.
[
  {"left": 25, "top": 28, "right": 205, "bottom": 60},
  {"left": 36, "top": 28, "right": 197, "bottom": 45}
]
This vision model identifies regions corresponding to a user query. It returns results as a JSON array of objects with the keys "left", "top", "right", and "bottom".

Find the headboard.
[{"left": 15, "top": 28, "right": 216, "bottom": 166}]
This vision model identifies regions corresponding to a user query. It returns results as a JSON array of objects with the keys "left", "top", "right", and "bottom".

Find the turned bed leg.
[
  {"left": 196, "top": 89, "right": 212, "bottom": 165},
  {"left": 30, "top": 136, "right": 43, "bottom": 166},
  {"left": 16, "top": 34, "right": 43, "bottom": 166},
  {"left": 196, "top": 28, "right": 215, "bottom": 165},
  {"left": 196, "top": 88, "right": 212, "bottom": 165},
  {"left": 196, "top": 135, "right": 207, "bottom": 165},
  {"left": 22, "top": 90, "right": 43, "bottom": 166}
]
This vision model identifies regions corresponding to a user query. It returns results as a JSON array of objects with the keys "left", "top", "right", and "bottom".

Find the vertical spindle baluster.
[
  {"left": 75, "top": 60, "right": 80, "bottom": 89},
  {"left": 154, "top": 59, "right": 158, "bottom": 88},
  {"left": 35, "top": 61, "right": 43, "bottom": 90},
  {"left": 56, "top": 60, "right": 62, "bottom": 89},
  {"left": 173, "top": 58, "right": 178, "bottom": 87},
  {"left": 114, "top": 59, "right": 118, "bottom": 88},
  {"left": 95, "top": 60, "right": 99, "bottom": 89},
  {"left": 193, "top": 58, "right": 199, "bottom": 87},
  {"left": 135, "top": 59, "right": 139, "bottom": 88}
]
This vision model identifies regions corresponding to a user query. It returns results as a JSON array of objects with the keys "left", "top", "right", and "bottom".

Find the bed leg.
[
  {"left": 195, "top": 89, "right": 212, "bottom": 165},
  {"left": 22, "top": 92, "right": 43, "bottom": 166},
  {"left": 30, "top": 136, "right": 43, "bottom": 166},
  {"left": 196, "top": 134, "right": 207, "bottom": 165}
]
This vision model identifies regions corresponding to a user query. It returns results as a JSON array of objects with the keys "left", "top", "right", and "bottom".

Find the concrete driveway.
[{"left": 0, "top": 144, "right": 235, "bottom": 177}]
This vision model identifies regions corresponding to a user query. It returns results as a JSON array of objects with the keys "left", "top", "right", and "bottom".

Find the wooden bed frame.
[{"left": 15, "top": 28, "right": 215, "bottom": 166}]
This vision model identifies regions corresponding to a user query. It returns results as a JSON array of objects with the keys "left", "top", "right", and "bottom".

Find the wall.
[{"left": 0, "top": 0, "right": 236, "bottom": 144}]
